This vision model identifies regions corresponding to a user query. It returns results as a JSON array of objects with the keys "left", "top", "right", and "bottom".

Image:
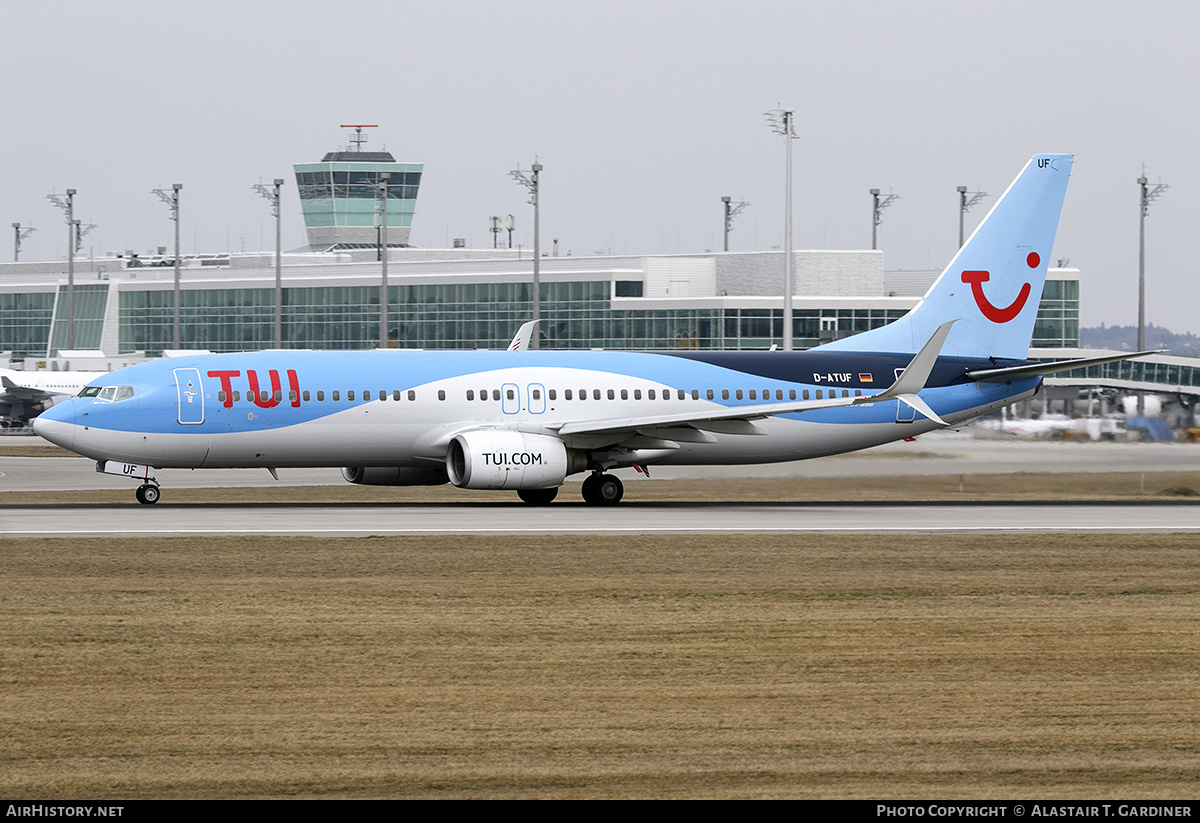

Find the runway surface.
[
  {"left": 5, "top": 500, "right": 1200, "bottom": 537},
  {"left": 2, "top": 432, "right": 1198, "bottom": 492},
  {"left": 4, "top": 433, "right": 1197, "bottom": 536}
]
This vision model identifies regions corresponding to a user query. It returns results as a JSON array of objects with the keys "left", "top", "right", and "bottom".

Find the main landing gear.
[
  {"left": 134, "top": 483, "right": 161, "bottom": 505},
  {"left": 581, "top": 472, "right": 623, "bottom": 506}
]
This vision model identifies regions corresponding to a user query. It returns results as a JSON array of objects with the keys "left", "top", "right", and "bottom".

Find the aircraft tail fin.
[
  {"left": 507, "top": 320, "right": 539, "bottom": 351},
  {"left": 816, "top": 153, "right": 1074, "bottom": 360}
]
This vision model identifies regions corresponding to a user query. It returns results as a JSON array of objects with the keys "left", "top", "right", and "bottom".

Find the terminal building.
[
  {"left": 2, "top": 132, "right": 1197, "bottom": 422},
  {"left": 0, "top": 247, "right": 1081, "bottom": 356}
]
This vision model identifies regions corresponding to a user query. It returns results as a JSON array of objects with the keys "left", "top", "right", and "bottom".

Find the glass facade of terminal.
[
  {"left": 2, "top": 273, "right": 1082, "bottom": 361},
  {"left": 47, "top": 284, "right": 108, "bottom": 354},
  {"left": 109, "top": 279, "right": 1068, "bottom": 355},
  {"left": 0, "top": 291, "right": 55, "bottom": 358},
  {"left": 1031, "top": 278, "right": 1079, "bottom": 349}
]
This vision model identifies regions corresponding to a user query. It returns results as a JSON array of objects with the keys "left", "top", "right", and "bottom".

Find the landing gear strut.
[
  {"left": 135, "top": 484, "right": 161, "bottom": 505},
  {"left": 581, "top": 472, "right": 623, "bottom": 506}
]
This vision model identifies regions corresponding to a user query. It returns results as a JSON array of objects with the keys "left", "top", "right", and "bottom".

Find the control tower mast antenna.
[{"left": 340, "top": 124, "right": 378, "bottom": 152}]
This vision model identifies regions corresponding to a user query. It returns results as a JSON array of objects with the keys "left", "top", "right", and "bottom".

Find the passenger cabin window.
[
  {"left": 303, "top": 391, "right": 311, "bottom": 402},
  {"left": 393, "top": 390, "right": 401, "bottom": 401},
  {"left": 438, "top": 390, "right": 446, "bottom": 401},
  {"left": 565, "top": 389, "right": 573, "bottom": 400},
  {"left": 379, "top": 390, "right": 386, "bottom": 401},
  {"left": 317, "top": 391, "right": 325, "bottom": 401},
  {"left": 548, "top": 389, "right": 557, "bottom": 401},
  {"left": 532, "top": 388, "right": 541, "bottom": 400},
  {"left": 593, "top": 389, "right": 601, "bottom": 400},
  {"left": 332, "top": 390, "right": 340, "bottom": 401},
  {"left": 467, "top": 390, "right": 475, "bottom": 401},
  {"left": 491, "top": 389, "right": 500, "bottom": 401},
  {"left": 347, "top": 391, "right": 355, "bottom": 401},
  {"left": 408, "top": 390, "right": 417, "bottom": 401}
]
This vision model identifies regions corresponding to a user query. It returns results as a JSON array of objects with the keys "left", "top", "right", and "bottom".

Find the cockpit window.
[{"left": 84, "top": 386, "right": 135, "bottom": 401}]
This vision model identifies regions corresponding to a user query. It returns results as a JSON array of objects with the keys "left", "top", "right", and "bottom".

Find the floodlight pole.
[
  {"left": 13, "top": 223, "right": 35, "bottom": 262},
  {"left": 254, "top": 178, "right": 285, "bottom": 347},
  {"left": 957, "top": 186, "right": 988, "bottom": 248},
  {"left": 1137, "top": 172, "right": 1169, "bottom": 416},
  {"left": 379, "top": 172, "right": 391, "bottom": 349},
  {"left": 45, "top": 190, "right": 77, "bottom": 350},
  {"left": 765, "top": 109, "right": 797, "bottom": 349},
  {"left": 153, "top": 184, "right": 183, "bottom": 349},
  {"left": 510, "top": 163, "right": 542, "bottom": 348},
  {"left": 870, "top": 189, "right": 899, "bottom": 250},
  {"left": 722, "top": 196, "right": 749, "bottom": 252}
]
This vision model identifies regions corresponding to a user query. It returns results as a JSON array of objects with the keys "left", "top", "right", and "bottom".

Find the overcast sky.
[{"left": 4, "top": 1, "right": 1197, "bottom": 334}]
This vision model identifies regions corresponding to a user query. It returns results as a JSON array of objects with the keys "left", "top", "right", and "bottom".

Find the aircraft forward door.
[{"left": 174, "top": 368, "right": 205, "bottom": 425}]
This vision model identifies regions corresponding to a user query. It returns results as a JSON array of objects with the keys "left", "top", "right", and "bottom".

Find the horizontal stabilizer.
[{"left": 967, "top": 350, "right": 1163, "bottom": 382}]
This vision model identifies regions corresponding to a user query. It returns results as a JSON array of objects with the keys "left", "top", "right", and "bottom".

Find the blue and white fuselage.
[
  {"left": 39, "top": 153, "right": 1129, "bottom": 506},
  {"left": 33, "top": 347, "right": 1039, "bottom": 469}
]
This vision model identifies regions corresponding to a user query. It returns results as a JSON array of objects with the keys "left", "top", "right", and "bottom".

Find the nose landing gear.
[{"left": 134, "top": 483, "right": 161, "bottom": 505}]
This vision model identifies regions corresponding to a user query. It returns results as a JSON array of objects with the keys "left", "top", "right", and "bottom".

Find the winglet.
[
  {"left": 854, "top": 320, "right": 956, "bottom": 425},
  {"left": 507, "top": 320, "right": 539, "bottom": 351}
]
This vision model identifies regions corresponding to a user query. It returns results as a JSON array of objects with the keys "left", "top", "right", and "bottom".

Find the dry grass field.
[{"left": 2, "top": 530, "right": 1199, "bottom": 799}]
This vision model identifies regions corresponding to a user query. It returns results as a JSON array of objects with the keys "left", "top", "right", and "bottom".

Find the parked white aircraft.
[
  {"left": 0, "top": 368, "right": 98, "bottom": 426},
  {"left": 34, "top": 154, "right": 1152, "bottom": 504}
]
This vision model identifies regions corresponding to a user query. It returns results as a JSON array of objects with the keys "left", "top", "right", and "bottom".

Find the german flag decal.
[{"left": 858, "top": 373, "right": 874, "bottom": 383}]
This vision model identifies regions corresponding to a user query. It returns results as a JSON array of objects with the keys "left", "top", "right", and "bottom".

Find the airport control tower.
[{"left": 293, "top": 125, "right": 423, "bottom": 249}]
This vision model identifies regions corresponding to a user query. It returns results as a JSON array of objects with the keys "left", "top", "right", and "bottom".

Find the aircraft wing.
[
  {"left": 1, "top": 375, "right": 56, "bottom": 402},
  {"left": 966, "top": 350, "right": 1163, "bottom": 382},
  {"left": 551, "top": 321, "right": 957, "bottom": 438}
]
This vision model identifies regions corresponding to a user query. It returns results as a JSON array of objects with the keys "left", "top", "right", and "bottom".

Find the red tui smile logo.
[{"left": 960, "top": 252, "right": 1040, "bottom": 323}]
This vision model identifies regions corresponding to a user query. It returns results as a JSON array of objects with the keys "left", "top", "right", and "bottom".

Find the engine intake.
[{"left": 446, "top": 430, "right": 583, "bottom": 490}]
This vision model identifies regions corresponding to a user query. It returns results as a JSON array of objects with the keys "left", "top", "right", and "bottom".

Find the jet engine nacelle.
[
  {"left": 341, "top": 466, "right": 449, "bottom": 486},
  {"left": 446, "top": 429, "right": 583, "bottom": 490}
]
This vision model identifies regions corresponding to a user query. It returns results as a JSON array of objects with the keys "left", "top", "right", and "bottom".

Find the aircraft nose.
[{"left": 32, "top": 400, "right": 76, "bottom": 450}]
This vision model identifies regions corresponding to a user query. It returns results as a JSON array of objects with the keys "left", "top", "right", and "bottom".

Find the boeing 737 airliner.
[{"left": 34, "top": 154, "right": 1151, "bottom": 505}]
